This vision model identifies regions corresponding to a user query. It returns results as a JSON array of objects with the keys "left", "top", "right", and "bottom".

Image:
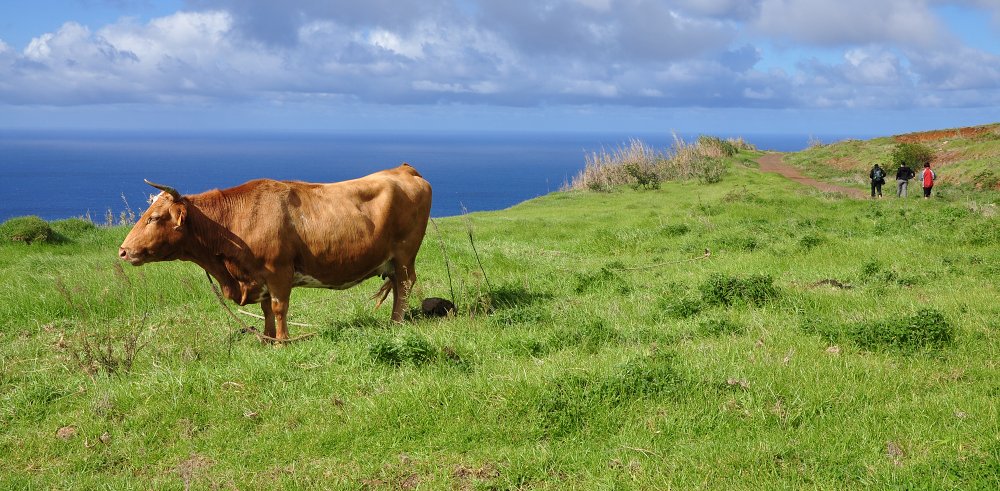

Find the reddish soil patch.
[
  {"left": 893, "top": 125, "right": 997, "bottom": 143},
  {"left": 931, "top": 150, "right": 962, "bottom": 168},
  {"left": 757, "top": 153, "right": 868, "bottom": 199}
]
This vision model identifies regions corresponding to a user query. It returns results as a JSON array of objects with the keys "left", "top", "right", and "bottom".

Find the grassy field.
[{"left": 2, "top": 149, "right": 999, "bottom": 489}]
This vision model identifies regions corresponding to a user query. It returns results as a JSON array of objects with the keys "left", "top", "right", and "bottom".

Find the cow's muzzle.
[{"left": 118, "top": 247, "right": 146, "bottom": 265}]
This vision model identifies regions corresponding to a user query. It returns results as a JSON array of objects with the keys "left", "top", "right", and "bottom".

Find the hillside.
[
  {"left": 2, "top": 150, "right": 998, "bottom": 489},
  {"left": 782, "top": 123, "right": 1000, "bottom": 192}
]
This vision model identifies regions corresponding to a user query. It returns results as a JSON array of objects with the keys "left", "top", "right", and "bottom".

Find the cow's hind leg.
[
  {"left": 261, "top": 295, "right": 276, "bottom": 339},
  {"left": 390, "top": 259, "right": 417, "bottom": 323}
]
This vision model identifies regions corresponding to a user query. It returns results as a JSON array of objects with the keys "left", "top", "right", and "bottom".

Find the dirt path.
[{"left": 756, "top": 153, "right": 868, "bottom": 199}]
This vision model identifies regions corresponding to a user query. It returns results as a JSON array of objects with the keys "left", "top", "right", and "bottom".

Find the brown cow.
[{"left": 118, "top": 164, "right": 432, "bottom": 341}]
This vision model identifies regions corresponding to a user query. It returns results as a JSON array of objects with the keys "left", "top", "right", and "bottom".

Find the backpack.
[{"left": 873, "top": 167, "right": 885, "bottom": 181}]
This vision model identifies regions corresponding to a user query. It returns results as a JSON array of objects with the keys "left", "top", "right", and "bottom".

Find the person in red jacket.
[{"left": 921, "top": 162, "right": 936, "bottom": 199}]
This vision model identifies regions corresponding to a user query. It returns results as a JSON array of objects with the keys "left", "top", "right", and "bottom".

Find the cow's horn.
[{"left": 144, "top": 179, "right": 182, "bottom": 200}]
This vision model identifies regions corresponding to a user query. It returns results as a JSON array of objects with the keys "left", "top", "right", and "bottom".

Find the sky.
[{"left": 0, "top": 0, "right": 999, "bottom": 136}]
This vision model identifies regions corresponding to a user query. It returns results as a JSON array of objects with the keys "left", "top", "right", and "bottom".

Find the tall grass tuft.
[{"left": 568, "top": 134, "right": 756, "bottom": 191}]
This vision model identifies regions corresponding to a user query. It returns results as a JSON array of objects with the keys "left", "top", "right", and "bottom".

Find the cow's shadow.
[
  {"left": 471, "top": 283, "right": 554, "bottom": 313},
  {"left": 319, "top": 283, "right": 554, "bottom": 340}
]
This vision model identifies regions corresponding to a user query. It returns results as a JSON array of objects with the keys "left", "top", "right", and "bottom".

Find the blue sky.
[{"left": 1, "top": 0, "right": 998, "bottom": 135}]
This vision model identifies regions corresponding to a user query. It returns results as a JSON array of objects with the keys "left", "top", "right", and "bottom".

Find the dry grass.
[{"left": 567, "top": 135, "right": 756, "bottom": 191}]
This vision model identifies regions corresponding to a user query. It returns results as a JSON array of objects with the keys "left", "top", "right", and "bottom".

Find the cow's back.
[{"left": 280, "top": 164, "right": 431, "bottom": 282}]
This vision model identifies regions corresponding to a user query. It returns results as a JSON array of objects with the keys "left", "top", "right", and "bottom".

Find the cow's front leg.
[
  {"left": 260, "top": 295, "right": 276, "bottom": 339},
  {"left": 270, "top": 295, "right": 290, "bottom": 341}
]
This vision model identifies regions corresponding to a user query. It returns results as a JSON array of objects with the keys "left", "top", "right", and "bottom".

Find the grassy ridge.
[
  {"left": 2, "top": 152, "right": 999, "bottom": 488},
  {"left": 784, "top": 123, "right": 1000, "bottom": 192}
]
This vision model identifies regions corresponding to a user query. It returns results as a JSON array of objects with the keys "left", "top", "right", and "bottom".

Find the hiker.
[
  {"left": 921, "top": 162, "right": 936, "bottom": 198},
  {"left": 869, "top": 164, "right": 886, "bottom": 198},
  {"left": 895, "top": 162, "right": 915, "bottom": 197}
]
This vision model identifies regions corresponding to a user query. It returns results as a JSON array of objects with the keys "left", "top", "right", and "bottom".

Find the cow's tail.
[{"left": 371, "top": 278, "right": 393, "bottom": 309}]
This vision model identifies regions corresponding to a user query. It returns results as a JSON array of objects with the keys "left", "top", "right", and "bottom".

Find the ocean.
[{"left": 0, "top": 131, "right": 859, "bottom": 221}]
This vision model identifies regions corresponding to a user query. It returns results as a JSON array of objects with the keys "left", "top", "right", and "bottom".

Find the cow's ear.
[{"left": 173, "top": 203, "right": 187, "bottom": 231}]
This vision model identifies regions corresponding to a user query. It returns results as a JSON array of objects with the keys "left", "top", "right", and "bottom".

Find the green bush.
[
  {"left": 623, "top": 162, "right": 661, "bottom": 190},
  {"left": 0, "top": 216, "right": 54, "bottom": 244},
  {"left": 890, "top": 142, "right": 934, "bottom": 169},
  {"left": 699, "top": 273, "right": 779, "bottom": 307},
  {"left": 693, "top": 156, "right": 728, "bottom": 184}
]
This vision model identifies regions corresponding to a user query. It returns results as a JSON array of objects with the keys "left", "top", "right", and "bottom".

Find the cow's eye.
[{"left": 147, "top": 214, "right": 162, "bottom": 224}]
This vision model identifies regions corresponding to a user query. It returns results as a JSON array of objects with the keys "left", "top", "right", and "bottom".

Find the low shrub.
[
  {"left": 658, "top": 295, "right": 703, "bottom": 319},
  {"left": 849, "top": 308, "right": 953, "bottom": 352},
  {"left": 699, "top": 273, "right": 779, "bottom": 307},
  {"left": 369, "top": 331, "right": 438, "bottom": 366},
  {"left": 800, "top": 309, "right": 954, "bottom": 352},
  {"left": 67, "top": 324, "right": 149, "bottom": 376},
  {"left": 693, "top": 155, "right": 728, "bottom": 184},
  {"left": 0, "top": 215, "right": 54, "bottom": 244},
  {"left": 623, "top": 162, "right": 661, "bottom": 190}
]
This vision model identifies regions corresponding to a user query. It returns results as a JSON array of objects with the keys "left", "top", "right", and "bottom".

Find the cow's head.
[{"left": 118, "top": 180, "right": 188, "bottom": 265}]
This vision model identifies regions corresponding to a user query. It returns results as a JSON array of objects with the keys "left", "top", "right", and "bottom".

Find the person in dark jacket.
[
  {"left": 869, "top": 164, "right": 886, "bottom": 198},
  {"left": 895, "top": 163, "right": 915, "bottom": 197}
]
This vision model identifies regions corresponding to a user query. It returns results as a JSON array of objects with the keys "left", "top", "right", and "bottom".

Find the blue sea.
[{"left": 0, "top": 131, "right": 861, "bottom": 221}]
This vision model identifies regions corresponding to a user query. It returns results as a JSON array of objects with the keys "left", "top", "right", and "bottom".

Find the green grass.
[{"left": 2, "top": 153, "right": 999, "bottom": 489}]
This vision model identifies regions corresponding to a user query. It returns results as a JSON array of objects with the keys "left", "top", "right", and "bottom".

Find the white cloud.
[
  {"left": 755, "top": 0, "right": 950, "bottom": 48},
  {"left": 0, "top": 0, "right": 996, "bottom": 114},
  {"left": 562, "top": 80, "right": 619, "bottom": 98},
  {"left": 906, "top": 46, "right": 1000, "bottom": 89},
  {"left": 842, "top": 48, "right": 905, "bottom": 85}
]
